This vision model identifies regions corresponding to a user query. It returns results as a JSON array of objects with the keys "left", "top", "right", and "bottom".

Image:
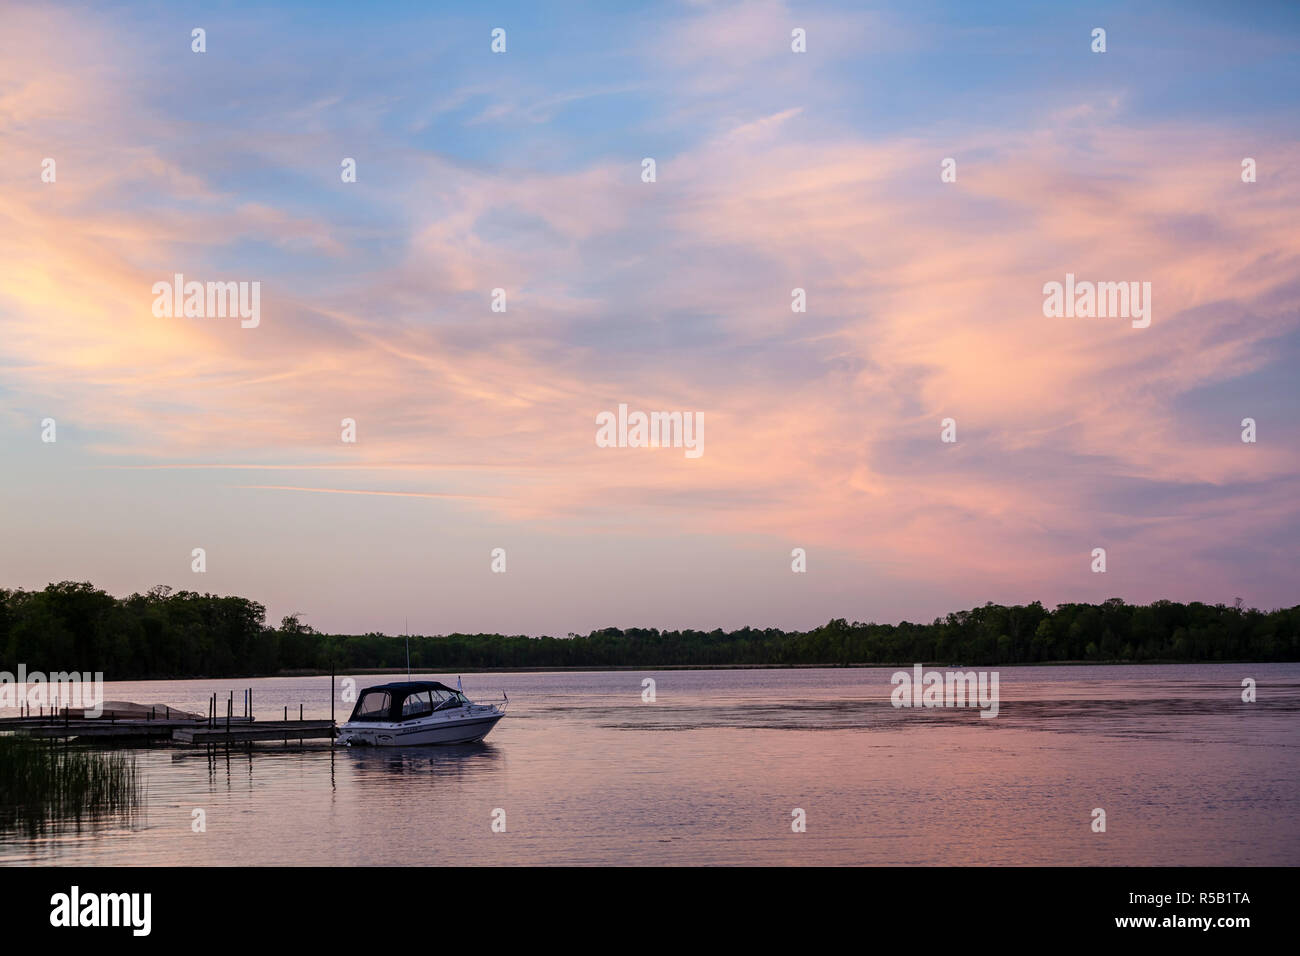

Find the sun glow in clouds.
[{"left": 0, "top": 0, "right": 1296, "bottom": 634}]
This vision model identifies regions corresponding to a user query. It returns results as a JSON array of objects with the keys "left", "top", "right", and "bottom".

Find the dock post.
[
  {"left": 300, "top": 703, "right": 303, "bottom": 721},
  {"left": 226, "top": 695, "right": 231, "bottom": 735}
]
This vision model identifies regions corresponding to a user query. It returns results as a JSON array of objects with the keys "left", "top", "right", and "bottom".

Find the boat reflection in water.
[{"left": 336, "top": 681, "right": 506, "bottom": 747}]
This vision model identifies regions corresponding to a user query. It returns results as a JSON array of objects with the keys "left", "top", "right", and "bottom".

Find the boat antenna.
[{"left": 405, "top": 618, "right": 411, "bottom": 681}]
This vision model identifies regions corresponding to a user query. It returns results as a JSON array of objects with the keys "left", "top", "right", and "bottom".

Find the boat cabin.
[{"left": 347, "top": 681, "right": 471, "bottom": 723}]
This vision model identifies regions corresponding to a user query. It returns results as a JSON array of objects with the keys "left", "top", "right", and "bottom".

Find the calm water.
[{"left": 2, "top": 664, "right": 1297, "bottom": 865}]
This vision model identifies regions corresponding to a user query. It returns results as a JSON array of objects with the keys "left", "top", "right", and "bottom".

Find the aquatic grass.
[{"left": 0, "top": 734, "right": 142, "bottom": 833}]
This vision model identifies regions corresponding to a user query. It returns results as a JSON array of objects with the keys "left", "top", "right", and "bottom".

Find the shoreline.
[{"left": 82, "top": 658, "right": 1293, "bottom": 682}]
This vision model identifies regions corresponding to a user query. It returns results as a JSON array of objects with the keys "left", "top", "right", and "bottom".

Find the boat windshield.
[
  {"left": 431, "top": 688, "right": 468, "bottom": 710},
  {"left": 351, "top": 690, "right": 392, "bottom": 722},
  {"left": 401, "top": 691, "right": 434, "bottom": 719}
]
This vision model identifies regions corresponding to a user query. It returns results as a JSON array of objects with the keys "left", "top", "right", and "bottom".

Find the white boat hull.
[{"left": 337, "top": 709, "right": 504, "bottom": 747}]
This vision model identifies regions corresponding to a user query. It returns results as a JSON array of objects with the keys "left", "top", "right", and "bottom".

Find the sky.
[{"left": 1, "top": 0, "right": 1298, "bottom": 637}]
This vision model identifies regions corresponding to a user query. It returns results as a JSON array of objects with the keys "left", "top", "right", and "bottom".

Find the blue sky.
[{"left": 1, "top": 0, "right": 1297, "bottom": 636}]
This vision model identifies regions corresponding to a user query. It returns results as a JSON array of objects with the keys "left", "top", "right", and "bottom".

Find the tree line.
[{"left": 1, "top": 582, "right": 1296, "bottom": 680}]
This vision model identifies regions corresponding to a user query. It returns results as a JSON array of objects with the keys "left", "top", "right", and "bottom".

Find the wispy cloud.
[{"left": 2, "top": 0, "right": 1297, "bottom": 632}]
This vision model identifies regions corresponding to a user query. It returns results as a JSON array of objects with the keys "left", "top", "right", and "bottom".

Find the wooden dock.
[
  {"left": 4, "top": 717, "right": 222, "bottom": 739},
  {"left": 1, "top": 677, "right": 339, "bottom": 747},
  {"left": 173, "top": 721, "right": 335, "bottom": 744},
  {"left": 0, "top": 715, "right": 334, "bottom": 745}
]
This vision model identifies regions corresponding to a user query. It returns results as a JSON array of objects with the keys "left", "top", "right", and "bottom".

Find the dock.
[
  {"left": 0, "top": 715, "right": 334, "bottom": 745},
  {"left": 173, "top": 721, "right": 335, "bottom": 744},
  {"left": 1, "top": 676, "right": 340, "bottom": 747},
  {"left": 3, "top": 716, "right": 227, "bottom": 739}
]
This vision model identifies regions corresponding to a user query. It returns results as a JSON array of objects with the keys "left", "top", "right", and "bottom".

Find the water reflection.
[
  {"left": 1, "top": 664, "right": 1297, "bottom": 865},
  {"left": 345, "top": 742, "right": 503, "bottom": 782}
]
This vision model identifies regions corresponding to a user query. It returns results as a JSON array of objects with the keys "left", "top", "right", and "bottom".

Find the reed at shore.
[{"left": 0, "top": 735, "right": 141, "bottom": 833}]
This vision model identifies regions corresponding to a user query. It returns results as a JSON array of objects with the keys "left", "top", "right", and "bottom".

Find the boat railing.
[{"left": 467, "top": 693, "right": 509, "bottom": 714}]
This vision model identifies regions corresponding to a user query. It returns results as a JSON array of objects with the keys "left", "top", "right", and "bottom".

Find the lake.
[{"left": 2, "top": 663, "right": 1297, "bottom": 865}]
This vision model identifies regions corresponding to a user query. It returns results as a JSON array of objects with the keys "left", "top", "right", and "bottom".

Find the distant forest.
[{"left": 1, "top": 582, "right": 1297, "bottom": 679}]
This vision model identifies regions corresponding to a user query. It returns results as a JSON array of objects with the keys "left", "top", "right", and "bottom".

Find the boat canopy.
[{"left": 347, "top": 681, "right": 469, "bottom": 723}]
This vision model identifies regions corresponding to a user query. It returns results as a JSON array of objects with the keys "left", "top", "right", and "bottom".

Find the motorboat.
[{"left": 336, "top": 680, "right": 506, "bottom": 746}]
